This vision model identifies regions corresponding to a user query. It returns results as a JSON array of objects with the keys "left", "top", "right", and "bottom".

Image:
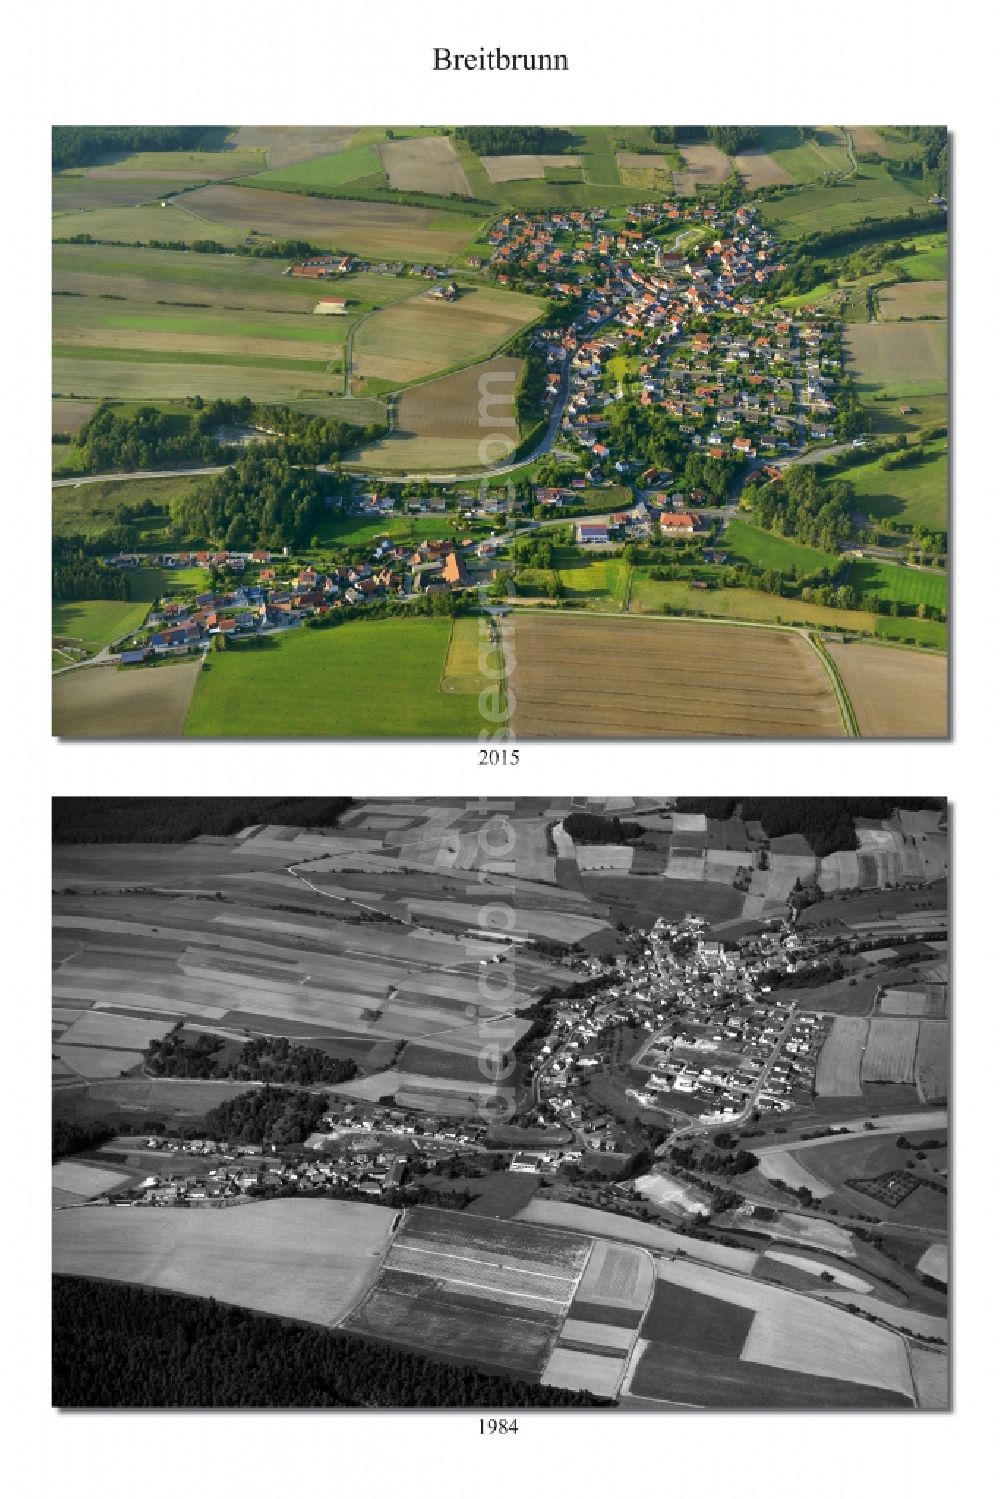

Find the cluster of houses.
[
  {"left": 526, "top": 911, "right": 834, "bottom": 1134},
  {"left": 485, "top": 198, "right": 845, "bottom": 475}
]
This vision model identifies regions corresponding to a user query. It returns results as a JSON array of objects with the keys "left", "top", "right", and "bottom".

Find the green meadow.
[
  {"left": 184, "top": 617, "right": 483, "bottom": 736},
  {"left": 724, "top": 519, "right": 839, "bottom": 574}
]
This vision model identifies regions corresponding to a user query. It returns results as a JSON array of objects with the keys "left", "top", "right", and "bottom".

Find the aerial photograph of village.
[
  {"left": 51, "top": 795, "right": 949, "bottom": 1409},
  {"left": 51, "top": 125, "right": 948, "bottom": 738}
]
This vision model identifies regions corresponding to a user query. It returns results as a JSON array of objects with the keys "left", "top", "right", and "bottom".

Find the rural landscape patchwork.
[
  {"left": 52, "top": 795, "right": 949, "bottom": 1409},
  {"left": 52, "top": 125, "right": 948, "bottom": 737}
]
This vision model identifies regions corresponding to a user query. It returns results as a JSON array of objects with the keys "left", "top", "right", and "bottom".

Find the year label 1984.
[{"left": 479, "top": 1417, "right": 519, "bottom": 1434}]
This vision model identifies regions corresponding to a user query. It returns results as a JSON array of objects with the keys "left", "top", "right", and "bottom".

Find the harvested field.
[
  {"left": 379, "top": 136, "right": 472, "bottom": 196},
  {"left": 540, "top": 1346, "right": 626, "bottom": 1397},
  {"left": 916, "top": 1022, "right": 949, "bottom": 1102},
  {"left": 357, "top": 355, "right": 524, "bottom": 470},
  {"left": 917, "top": 1243, "right": 948, "bottom": 1284},
  {"left": 481, "top": 155, "right": 582, "bottom": 182},
  {"left": 54, "top": 1045, "right": 143, "bottom": 1079},
  {"left": 878, "top": 280, "right": 947, "bottom": 320},
  {"left": 815, "top": 1016, "right": 869, "bottom": 1096},
  {"left": 909, "top": 1347, "right": 949, "bottom": 1410},
  {"left": 51, "top": 1161, "right": 130, "bottom": 1201},
  {"left": 828, "top": 641, "right": 947, "bottom": 737},
  {"left": 175, "top": 184, "right": 483, "bottom": 260},
  {"left": 229, "top": 127, "right": 357, "bottom": 170},
  {"left": 733, "top": 150, "right": 794, "bottom": 187},
  {"left": 518, "top": 1199, "right": 756, "bottom": 1272},
  {"left": 504, "top": 616, "right": 844, "bottom": 738},
  {"left": 353, "top": 288, "right": 539, "bottom": 386},
  {"left": 677, "top": 143, "right": 732, "bottom": 186},
  {"left": 52, "top": 1200, "right": 395, "bottom": 1324},
  {"left": 742, "top": 1292, "right": 912, "bottom": 1397},
  {"left": 52, "top": 398, "right": 97, "bottom": 436},
  {"left": 57, "top": 1010, "right": 174, "bottom": 1051},
  {"left": 862, "top": 1017, "right": 919, "bottom": 1083},
  {"left": 844, "top": 320, "right": 947, "bottom": 390}
]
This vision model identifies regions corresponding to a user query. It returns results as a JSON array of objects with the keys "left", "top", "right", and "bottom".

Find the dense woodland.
[
  {"left": 52, "top": 1119, "right": 115, "bottom": 1164},
  {"left": 604, "top": 400, "right": 743, "bottom": 498},
  {"left": 52, "top": 540, "right": 131, "bottom": 603},
  {"left": 455, "top": 126, "right": 572, "bottom": 156},
  {"left": 743, "top": 464, "right": 854, "bottom": 552},
  {"left": 52, "top": 1277, "right": 608, "bottom": 1408},
  {"left": 52, "top": 126, "right": 207, "bottom": 170},
  {"left": 203, "top": 1086, "right": 329, "bottom": 1146},
  {"left": 171, "top": 451, "right": 333, "bottom": 550},
  {"left": 52, "top": 797, "right": 352, "bottom": 844},
  {"left": 144, "top": 1028, "right": 359, "bottom": 1087},
  {"left": 673, "top": 798, "right": 944, "bottom": 857},
  {"left": 66, "top": 399, "right": 379, "bottom": 485},
  {"left": 563, "top": 812, "right": 644, "bottom": 845}
]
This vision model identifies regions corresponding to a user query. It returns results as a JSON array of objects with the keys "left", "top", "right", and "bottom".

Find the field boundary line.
[
  {"left": 807, "top": 631, "right": 859, "bottom": 736},
  {"left": 386, "top": 1264, "right": 568, "bottom": 1305},
  {"left": 392, "top": 1241, "right": 578, "bottom": 1284}
]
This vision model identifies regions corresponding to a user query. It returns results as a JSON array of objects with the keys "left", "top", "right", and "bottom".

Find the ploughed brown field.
[
  {"left": 503, "top": 616, "right": 844, "bottom": 738},
  {"left": 826, "top": 642, "right": 947, "bottom": 737},
  {"left": 358, "top": 355, "right": 523, "bottom": 470}
]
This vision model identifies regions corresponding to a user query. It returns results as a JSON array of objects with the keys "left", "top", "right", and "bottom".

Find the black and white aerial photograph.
[{"left": 51, "top": 795, "right": 949, "bottom": 1410}]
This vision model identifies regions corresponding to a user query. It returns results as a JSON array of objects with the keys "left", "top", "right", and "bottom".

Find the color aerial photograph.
[
  {"left": 51, "top": 126, "right": 949, "bottom": 739},
  {"left": 51, "top": 795, "right": 949, "bottom": 1409}
]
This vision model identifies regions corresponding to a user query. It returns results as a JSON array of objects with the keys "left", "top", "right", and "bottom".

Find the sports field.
[
  {"left": 826, "top": 642, "right": 947, "bottom": 736},
  {"left": 184, "top": 619, "right": 482, "bottom": 737},
  {"left": 504, "top": 614, "right": 845, "bottom": 738},
  {"left": 842, "top": 560, "right": 947, "bottom": 612},
  {"left": 173, "top": 184, "right": 485, "bottom": 260},
  {"left": 52, "top": 1200, "right": 395, "bottom": 1325},
  {"left": 352, "top": 287, "right": 540, "bottom": 386}
]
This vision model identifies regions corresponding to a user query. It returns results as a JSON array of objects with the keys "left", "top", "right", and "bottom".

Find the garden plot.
[{"left": 917, "top": 1243, "right": 948, "bottom": 1283}]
